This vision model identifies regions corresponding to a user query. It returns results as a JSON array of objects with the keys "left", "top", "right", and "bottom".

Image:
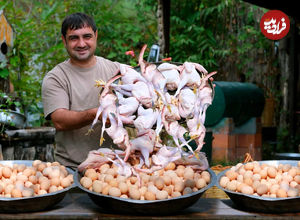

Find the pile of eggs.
[
  {"left": 0, "top": 160, "right": 74, "bottom": 198},
  {"left": 80, "top": 162, "right": 210, "bottom": 200},
  {"left": 219, "top": 161, "right": 300, "bottom": 198}
]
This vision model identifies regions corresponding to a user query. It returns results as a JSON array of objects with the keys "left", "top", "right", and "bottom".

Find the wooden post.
[{"left": 157, "top": 0, "right": 170, "bottom": 57}]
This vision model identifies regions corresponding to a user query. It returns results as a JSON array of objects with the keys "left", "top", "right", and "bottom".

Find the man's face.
[{"left": 62, "top": 25, "right": 97, "bottom": 63}]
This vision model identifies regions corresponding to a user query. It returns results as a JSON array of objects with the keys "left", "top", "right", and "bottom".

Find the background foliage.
[{"left": 0, "top": 0, "right": 274, "bottom": 128}]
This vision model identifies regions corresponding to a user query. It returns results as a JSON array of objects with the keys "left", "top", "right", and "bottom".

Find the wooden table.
[{"left": 1, "top": 188, "right": 300, "bottom": 219}]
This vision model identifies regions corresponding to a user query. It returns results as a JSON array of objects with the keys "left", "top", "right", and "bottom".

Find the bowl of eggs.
[
  {"left": 216, "top": 160, "right": 300, "bottom": 213},
  {"left": 75, "top": 162, "right": 216, "bottom": 215},
  {"left": 0, "top": 160, "right": 74, "bottom": 213}
]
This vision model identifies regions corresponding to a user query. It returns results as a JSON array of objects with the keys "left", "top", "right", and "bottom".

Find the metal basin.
[
  {"left": 216, "top": 160, "right": 300, "bottom": 213},
  {"left": 75, "top": 168, "right": 216, "bottom": 215},
  {"left": 0, "top": 160, "right": 75, "bottom": 213},
  {"left": 275, "top": 153, "right": 300, "bottom": 160},
  {"left": 0, "top": 110, "right": 26, "bottom": 128}
]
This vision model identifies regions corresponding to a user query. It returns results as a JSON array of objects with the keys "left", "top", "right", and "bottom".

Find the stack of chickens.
[{"left": 79, "top": 45, "right": 217, "bottom": 179}]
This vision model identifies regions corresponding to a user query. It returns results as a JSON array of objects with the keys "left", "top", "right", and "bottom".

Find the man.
[{"left": 42, "top": 13, "right": 119, "bottom": 169}]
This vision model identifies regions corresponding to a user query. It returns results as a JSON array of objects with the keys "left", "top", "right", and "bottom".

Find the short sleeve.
[{"left": 42, "top": 72, "right": 70, "bottom": 120}]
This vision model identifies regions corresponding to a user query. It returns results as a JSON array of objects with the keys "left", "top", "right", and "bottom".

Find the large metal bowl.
[
  {"left": 0, "top": 160, "right": 75, "bottom": 213},
  {"left": 216, "top": 160, "right": 300, "bottom": 213},
  {"left": 0, "top": 110, "right": 26, "bottom": 128},
  {"left": 75, "top": 168, "right": 216, "bottom": 215}
]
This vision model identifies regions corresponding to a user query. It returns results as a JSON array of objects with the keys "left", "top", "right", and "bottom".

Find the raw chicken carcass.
[
  {"left": 178, "top": 87, "right": 196, "bottom": 118},
  {"left": 133, "top": 105, "right": 159, "bottom": 133},
  {"left": 157, "top": 63, "right": 181, "bottom": 91}
]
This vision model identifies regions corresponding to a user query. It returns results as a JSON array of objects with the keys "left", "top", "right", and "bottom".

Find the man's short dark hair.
[{"left": 61, "top": 13, "right": 97, "bottom": 39}]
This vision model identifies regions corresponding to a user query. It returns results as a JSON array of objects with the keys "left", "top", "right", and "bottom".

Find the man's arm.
[{"left": 50, "top": 108, "right": 98, "bottom": 131}]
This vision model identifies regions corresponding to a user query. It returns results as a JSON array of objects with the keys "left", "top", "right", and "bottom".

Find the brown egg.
[
  {"left": 49, "top": 168, "right": 61, "bottom": 179},
  {"left": 2, "top": 167, "right": 12, "bottom": 178},
  {"left": 154, "top": 177, "right": 165, "bottom": 190},
  {"left": 22, "top": 187, "right": 34, "bottom": 197},
  {"left": 226, "top": 170, "right": 238, "bottom": 181},
  {"left": 226, "top": 181, "right": 237, "bottom": 191},
  {"left": 259, "top": 169, "right": 267, "bottom": 179},
  {"left": 283, "top": 164, "right": 291, "bottom": 172},
  {"left": 61, "top": 177, "right": 71, "bottom": 188},
  {"left": 23, "top": 168, "right": 33, "bottom": 177},
  {"left": 17, "top": 174, "right": 28, "bottom": 183},
  {"left": 109, "top": 187, "right": 121, "bottom": 197},
  {"left": 104, "top": 174, "right": 114, "bottom": 183},
  {"left": 40, "top": 179, "right": 51, "bottom": 191},
  {"left": 184, "top": 179, "right": 196, "bottom": 188},
  {"left": 277, "top": 188, "right": 287, "bottom": 198},
  {"left": 81, "top": 177, "right": 93, "bottom": 189},
  {"left": 37, "top": 163, "right": 46, "bottom": 172},
  {"left": 253, "top": 166, "right": 261, "bottom": 174},
  {"left": 183, "top": 169, "right": 194, "bottom": 180},
  {"left": 294, "top": 175, "right": 300, "bottom": 184},
  {"left": 270, "top": 184, "right": 280, "bottom": 194},
  {"left": 165, "top": 162, "right": 176, "bottom": 171},
  {"left": 196, "top": 178, "right": 207, "bottom": 189},
  {"left": 241, "top": 185, "right": 254, "bottom": 195},
  {"left": 175, "top": 168, "right": 185, "bottom": 177},
  {"left": 256, "top": 184, "right": 268, "bottom": 195},
  {"left": 288, "top": 168, "right": 297, "bottom": 178},
  {"left": 156, "top": 190, "right": 168, "bottom": 199},
  {"left": 49, "top": 185, "right": 58, "bottom": 193},
  {"left": 244, "top": 177, "right": 253, "bottom": 186},
  {"left": 174, "top": 181, "right": 185, "bottom": 192},
  {"left": 118, "top": 181, "right": 128, "bottom": 194},
  {"left": 32, "top": 160, "right": 42, "bottom": 167},
  {"left": 267, "top": 167, "right": 277, "bottom": 178},
  {"left": 38, "top": 189, "right": 48, "bottom": 195},
  {"left": 243, "top": 170, "right": 253, "bottom": 179},
  {"left": 244, "top": 162, "right": 254, "bottom": 171},
  {"left": 90, "top": 180, "right": 101, "bottom": 193},
  {"left": 17, "top": 164, "right": 26, "bottom": 172},
  {"left": 129, "top": 188, "right": 141, "bottom": 200},
  {"left": 4, "top": 184, "right": 14, "bottom": 194},
  {"left": 11, "top": 188, "right": 22, "bottom": 198},
  {"left": 182, "top": 187, "right": 193, "bottom": 195},
  {"left": 287, "top": 188, "right": 298, "bottom": 197},
  {"left": 145, "top": 191, "right": 156, "bottom": 200},
  {"left": 51, "top": 177, "right": 61, "bottom": 187},
  {"left": 163, "top": 175, "right": 172, "bottom": 186}
]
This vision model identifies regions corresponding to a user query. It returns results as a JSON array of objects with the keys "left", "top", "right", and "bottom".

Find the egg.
[
  {"left": 241, "top": 185, "right": 254, "bottom": 195},
  {"left": 226, "top": 181, "right": 237, "bottom": 191},
  {"left": 174, "top": 180, "right": 185, "bottom": 192},
  {"left": 162, "top": 175, "right": 172, "bottom": 186},
  {"left": 277, "top": 188, "right": 287, "bottom": 198},
  {"left": 40, "top": 179, "right": 51, "bottom": 191},
  {"left": 156, "top": 190, "right": 168, "bottom": 199},
  {"left": 165, "top": 162, "right": 176, "bottom": 170},
  {"left": 154, "top": 177, "right": 164, "bottom": 190},
  {"left": 175, "top": 168, "right": 185, "bottom": 177},
  {"left": 2, "top": 167, "right": 12, "bottom": 178},
  {"left": 49, "top": 185, "right": 58, "bottom": 193},
  {"left": 81, "top": 177, "right": 92, "bottom": 189},
  {"left": 38, "top": 189, "right": 48, "bottom": 195},
  {"left": 51, "top": 177, "right": 61, "bottom": 187},
  {"left": 195, "top": 178, "right": 206, "bottom": 189},
  {"left": 33, "top": 160, "right": 42, "bottom": 167},
  {"left": 287, "top": 188, "right": 298, "bottom": 197},
  {"left": 256, "top": 184, "right": 268, "bottom": 195},
  {"left": 244, "top": 162, "right": 254, "bottom": 171},
  {"left": 22, "top": 187, "right": 34, "bottom": 197},
  {"left": 92, "top": 180, "right": 103, "bottom": 193},
  {"left": 17, "top": 164, "right": 26, "bottom": 172},
  {"left": 23, "top": 168, "right": 33, "bottom": 177},
  {"left": 129, "top": 188, "right": 141, "bottom": 200},
  {"left": 270, "top": 184, "right": 280, "bottom": 194},
  {"left": 225, "top": 170, "right": 238, "bottom": 181},
  {"left": 61, "top": 177, "right": 71, "bottom": 188},
  {"left": 118, "top": 181, "right": 128, "bottom": 194},
  {"left": 109, "top": 187, "right": 121, "bottom": 197},
  {"left": 37, "top": 163, "right": 46, "bottom": 172},
  {"left": 145, "top": 191, "right": 156, "bottom": 200},
  {"left": 11, "top": 188, "right": 22, "bottom": 198}
]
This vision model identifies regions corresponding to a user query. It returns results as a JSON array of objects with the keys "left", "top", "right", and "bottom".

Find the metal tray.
[
  {"left": 75, "top": 168, "right": 216, "bottom": 215},
  {"left": 0, "top": 160, "right": 75, "bottom": 213},
  {"left": 216, "top": 160, "right": 300, "bottom": 213}
]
